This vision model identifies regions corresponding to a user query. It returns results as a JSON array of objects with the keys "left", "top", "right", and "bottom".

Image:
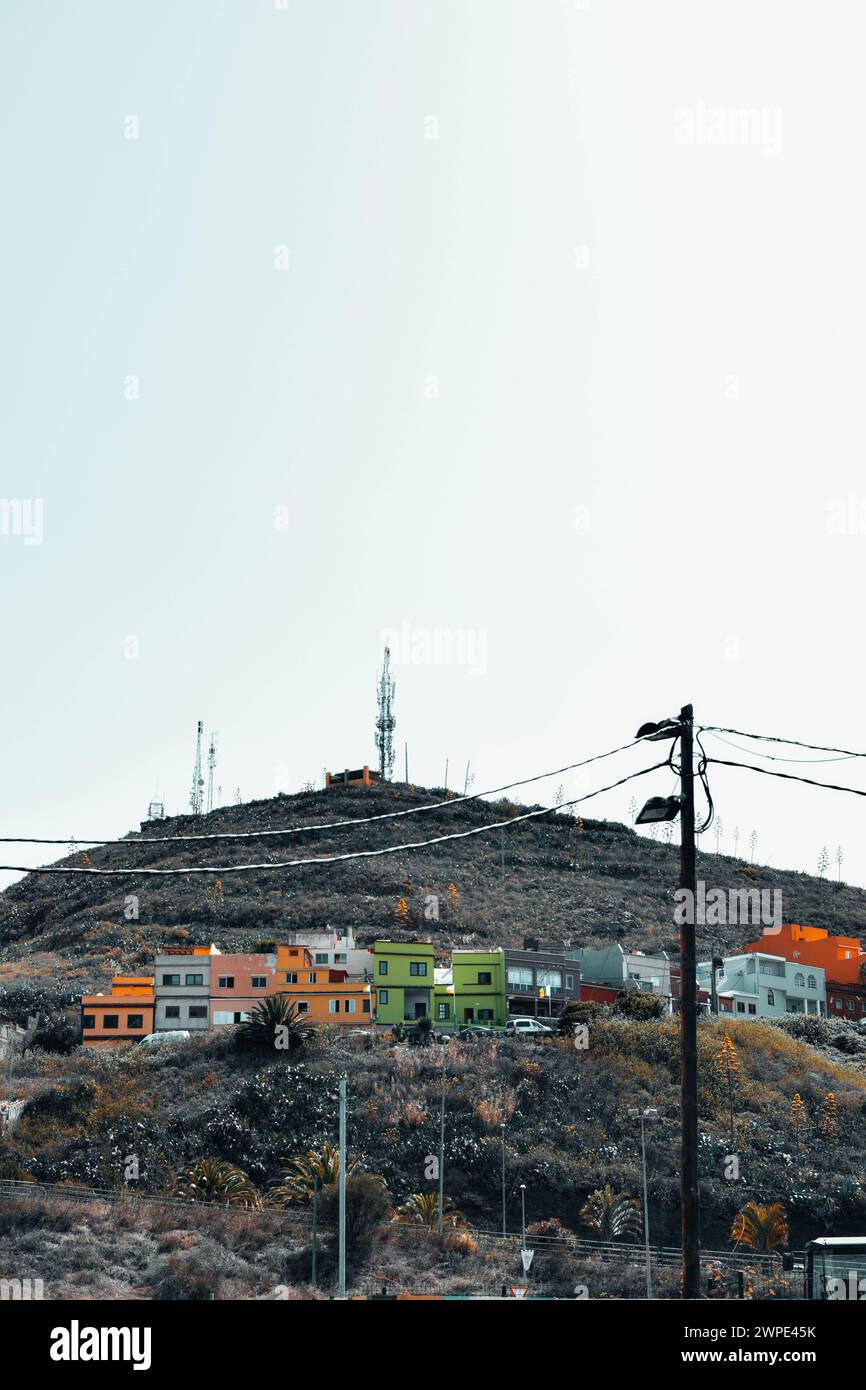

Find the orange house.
[
  {"left": 275, "top": 945, "right": 374, "bottom": 1025},
  {"left": 82, "top": 976, "right": 155, "bottom": 1047},
  {"left": 744, "top": 923, "right": 864, "bottom": 985}
]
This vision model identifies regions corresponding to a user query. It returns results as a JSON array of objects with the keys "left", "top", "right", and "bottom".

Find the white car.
[
  {"left": 506, "top": 1017, "right": 554, "bottom": 1036},
  {"left": 138, "top": 1030, "right": 191, "bottom": 1047}
]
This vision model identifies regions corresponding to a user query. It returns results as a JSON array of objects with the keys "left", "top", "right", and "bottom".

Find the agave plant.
[
  {"left": 236, "top": 994, "right": 314, "bottom": 1052},
  {"left": 578, "top": 1183, "right": 642, "bottom": 1240},
  {"left": 396, "top": 1192, "right": 465, "bottom": 1229},
  {"left": 731, "top": 1201, "right": 788, "bottom": 1253},
  {"left": 175, "top": 1157, "right": 260, "bottom": 1208},
  {"left": 271, "top": 1140, "right": 360, "bottom": 1205}
]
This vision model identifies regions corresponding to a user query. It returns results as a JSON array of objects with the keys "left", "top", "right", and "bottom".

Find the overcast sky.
[{"left": 1, "top": 0, "right": 864, "bottom": 898}]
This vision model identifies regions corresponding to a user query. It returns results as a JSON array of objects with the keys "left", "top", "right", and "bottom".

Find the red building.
[{"left": 827, "top": 982, "right": 866, "bottom": 1023}]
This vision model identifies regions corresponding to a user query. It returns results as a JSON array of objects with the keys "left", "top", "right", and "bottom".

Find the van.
[{"left": 138, "top": 1030, "right": 191, "bottom": 1047}]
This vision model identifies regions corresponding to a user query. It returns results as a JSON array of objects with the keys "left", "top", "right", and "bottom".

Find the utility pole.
[
  {"left": 678, "top": 703, "right": 700, "bottom": 1300},
  {"left": 500, "top": 1123, "right": 507, "bottom": 1237},
  {"left": 437, "top": 1043, "right": 446, "bottom": 1236},
  {"left": 311, "top": 1174, "right": 318, "bottom": 1287},
  {"left": 404, "top": 741, "right": 409, "bottom": 785},
  {"left": 338, "top": 1075, "right": 347, "bottom": 1299},
  {"left": 629, "top": 1106, "right": 658, "bottom": 1298}
]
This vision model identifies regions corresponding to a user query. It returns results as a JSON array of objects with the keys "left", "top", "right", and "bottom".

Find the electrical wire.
[
  {"left": 701, "top": 730, "right": 860, "bottom": 766},
  {"left": 0, "top": 734, "right": 664, "bottom": 848},
  {"left": 705, "top": 757, "right": 866, "bottom": 799},
  {"left": 0, "top": 761, "right": 670, "bottom": 877},
  {"left": 700, "top": 724, "right": 866, "bottom": 761}
]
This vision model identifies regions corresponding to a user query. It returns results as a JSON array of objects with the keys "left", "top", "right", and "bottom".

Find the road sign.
[{"left": 510, "top": 1285, "right": 528, "bottom": 1299}]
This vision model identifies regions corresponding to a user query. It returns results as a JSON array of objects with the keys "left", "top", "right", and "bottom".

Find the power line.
[
  {"left": 700, "top": 724, "right": 866, "bottom": 761},
  {"left": 705, "top": 757, "right": 866, "bottom": 800},
  {"left": 0, "top": 761, "right": 669, "bottom": 878},
  {"left": 701, "top": 730, "right": 860, "bottom": 766},
  {"left": 0, "top": 735, "right": 658, "bottom": 848}
]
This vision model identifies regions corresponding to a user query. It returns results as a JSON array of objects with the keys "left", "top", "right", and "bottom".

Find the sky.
[{"left": 1, "top": 0, "right": 865, "bottom": 897}]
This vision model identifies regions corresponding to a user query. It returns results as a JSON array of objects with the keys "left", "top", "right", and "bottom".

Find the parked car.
[
  {"left": 458, "top": 1025, "right": 498, "bottom": 1039},
  {"left": 506, "top": 1017, "right": 554, "bottom": 1036},
  {"left": 138, "top": 1030, "right": 191, "bottom": 1047}
]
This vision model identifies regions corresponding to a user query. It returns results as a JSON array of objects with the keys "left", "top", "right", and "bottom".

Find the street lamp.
[
  {"left": 635, "top": 705, "right": 701, "bottom": 1301},
  {"left": 628, "top": 1106, "right": 659, "bottom": 1298},
  {"left": 520, "top": 1183, "right": 527, "bottom": 1250}
]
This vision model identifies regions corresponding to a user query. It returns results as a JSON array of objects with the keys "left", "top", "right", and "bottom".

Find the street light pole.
[
  {"left": 629, "top": 1106, "right": 658, "bottom": 1299},
  {"left": 678, "top": 703, "right": 701, "bottom": 1300},
  {"left": 438, "top": 1042, "right": 446, "bottom": 1236},
  {"left": 520, "top": 1183, "right": 526, "bottom": 1249},
  {"left": 338, "top": 1074, "right": 347, "bottom": 1299},
  {"left": 500, "top": 1123, "right": 507, "bottom": 1237}
]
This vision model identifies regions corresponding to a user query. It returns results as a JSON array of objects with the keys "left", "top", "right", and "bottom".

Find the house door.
[
  {"left": 464, "top": 1008, "right": 474, "bottom": 1023},
  {"left": 414, "top": 1001, "right": 426, "bottom": 1019}
]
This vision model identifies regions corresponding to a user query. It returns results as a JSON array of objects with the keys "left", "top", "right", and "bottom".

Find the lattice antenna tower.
[
  {"left": 374, "top": 646, "right": 396, "bottom": 780},
  {"left": 206, "top": 732, "right": 218, "bottom": 814},
  {"left": 148, "top": 779, "right": 165, "bottom": 821},
  {"left": 190, "top": 720, "right": 205, "bottom": 816}
]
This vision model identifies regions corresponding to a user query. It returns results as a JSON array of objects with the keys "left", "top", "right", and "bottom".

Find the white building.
[
  {"left": 697, "top": 951, "right": 827, "bottom": 1019},
  {"left": 283, "top": 929, "right": 374, "bottom": 980}
]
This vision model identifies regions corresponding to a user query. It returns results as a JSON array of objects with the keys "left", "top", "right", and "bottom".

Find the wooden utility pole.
[
  {"left": 338, "top": 1075, "right": 347, "bottom": 1299},
  {"left": 678, "top": 703, "right": 700, "bottom": 1299}
]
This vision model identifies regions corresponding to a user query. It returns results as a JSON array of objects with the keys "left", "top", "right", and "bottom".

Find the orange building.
[
  {"left": 275, "top": 945, "right": 374, "bottom": 1025},
  {"left": 744, "top": 923, "right": 864, "bottom": 985},
  {"left": 325, "top": 766, "right": 382, "bottom": 788},
  {"left": 82, "top": 976, "right": 155, "bottom": 1047}
]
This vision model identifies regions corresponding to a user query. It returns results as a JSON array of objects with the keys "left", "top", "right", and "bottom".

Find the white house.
[{"left": 697, "top": 951, "right": 827, "bottom": 1019}]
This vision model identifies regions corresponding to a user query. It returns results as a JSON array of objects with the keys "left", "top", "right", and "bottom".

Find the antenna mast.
[
  {"left": 206, "top": 732, "right": 217, "bottom": 814},
  {"left": 375, "top": 646, "right": 396, "bottom": 781},
  {"left": 190, "top": 720, "right": 204, "bottom": 816}
]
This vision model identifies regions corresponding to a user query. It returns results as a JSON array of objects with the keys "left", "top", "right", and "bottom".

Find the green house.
[
  {"left": 450, "top": 949, "right": 507, "bottom": 1027},
  {"left": 374, "top": 941, "right": 435, "bottom": 1025}
]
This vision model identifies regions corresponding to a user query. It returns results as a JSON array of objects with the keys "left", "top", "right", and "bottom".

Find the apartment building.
[
  {"left": 744, "top": 923, "right": 864, "bottom": 985},
  {"left": 374, "top": 940, "right": 435, "bottom": 1025},
  {"left": 210, "top": 951, "right": 277, "bottom": 1026},
  {"left": 154, "top": 947, "right": 214, "bottom": 1033},
  {"left": 697, "top": 951, "right": 827, "bottom": 1019},
  {"left": 82, "top": 976, "right": 155, "bottom": 1047}
]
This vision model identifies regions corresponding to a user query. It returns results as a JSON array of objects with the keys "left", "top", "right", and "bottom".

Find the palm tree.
[
  {"left": 237, "top": 994, "right": 313, "bottom": 1053},
  {"left": 578, "top": 1184, "right": 642, "bottom": 1240},
  {"left": 731, "top": 1201, "right": 788, "bottom": 1253},
  {"left": 175, "top": 1157, "right": 259, "bottom": 1208},
  {"left": 271, "top": 1140, "right": 359, "bottom": 1205},
  {"left": 396, "top": 1192, "right": 465, "bottom": 1229}
]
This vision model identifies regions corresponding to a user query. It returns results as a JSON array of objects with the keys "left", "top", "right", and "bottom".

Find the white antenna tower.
[
  {"left": 206, "top": 732, "right": 217, "bottom": 814},
  {"left": 235, "top": 786, "right": 241, "bottom": 805},
  {"left": 375, "top": 646, "right": 396, "bottom": 780},
  {"left": 190, "top": 720, "right": 205, "bottom": 816}
]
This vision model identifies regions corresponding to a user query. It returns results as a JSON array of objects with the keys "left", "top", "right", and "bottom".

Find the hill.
[{"left": 1, "top": 779, "right": 865, "bottom": 1013}]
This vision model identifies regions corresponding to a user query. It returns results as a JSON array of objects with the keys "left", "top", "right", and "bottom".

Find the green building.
[
  {"left": 447, "top": 948, "right": 507, "bottom": 1027},
  {"left": 373, "top": 941, "right": 435, "bottom": 1025}
]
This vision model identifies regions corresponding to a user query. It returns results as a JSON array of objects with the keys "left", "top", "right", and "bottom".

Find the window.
[
  {"left": 165, "top": 1006, "right": 181, "bottom": 1019},
  {"left": 128, "top": 1014, "right": 143, "bottom": 1029},
  {"left": 185, "top": 973, "right": 204, "bottom": 986},
  {"left": 507, "top": 966, "right": 533, "bottom": 989},
  {"left": 213, "top": 1011, "right": 235, "bottom": 1026},
  {"left": 307, "top": 973, "right": 317, "bottom": 983},
  {"left": 410, "top": 961, "right": 428, "bottom": 977},
  {"left": 294, "top": 1001, "right": 308, "bottom": 1014},
  {"left": 437, "top": 1002, "right": 450, "bottom": 1020},
  {"left": 478, "top": 1009, "right": 494, "bottom": 1021},
  {"left": 736, "top": 1002, "right": 745, "bottom": 1014},
  {"left": 379, "top": 989, "right": 389, "bottom": 1004},
  {"left": 362, "top": 999, "right": 370, "bottom": 1013},
  {"left": 378, "top": 960, "right": 388, "bottom": 976},
  {"left": 251, "top": 976, "right": 266, "bottom": 989},
  {"left": 334, "top": 954, "right": 347, "bottom": 964},
  {"left": 218, "top": 976, "right": 235, "bottom": 989},
  {"left": 849, "top": 1000, "right": 856, "bottom": 1013},
  {"left": 82, "top": 1014, "right": 95, "bottom": 1029},
  {"left": 478, "top": 972, "right": 492, "bottom": 985},
  {"left": 767, "top": 990, "right": 775, "bottom": 1007},
  {"left": 315, "top": 953, "right": 329, "bottom": 965},
  {"left": 344, "top": 999, "right": 356, "bottom": 1013},
  {"left": 162, "top": 973, "right": 180, "bottom": 987},
  {"left": 104, "top": 1015, "right": 119, "bottom": 1029},
  {"left": 284, "top": 972, "right": 298, "bottom": 984},
  {"left": 748, "top": 1004, "right": 756, "bottom": 1015},
  {"left": 807, "top": 975, "right": 817, "bottom": 990},
  {"left": 189, "top": 1006, "right": 207, "bottom": 1019},
  {"left": 329, "top": 1000, "right": 340, "bottom": 1014},
  {"left": 565, "top": 975, "right": 574, "bottom": 991},
  {"left": 794, "top": 973, "right": 805, "bottom": 988}
]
